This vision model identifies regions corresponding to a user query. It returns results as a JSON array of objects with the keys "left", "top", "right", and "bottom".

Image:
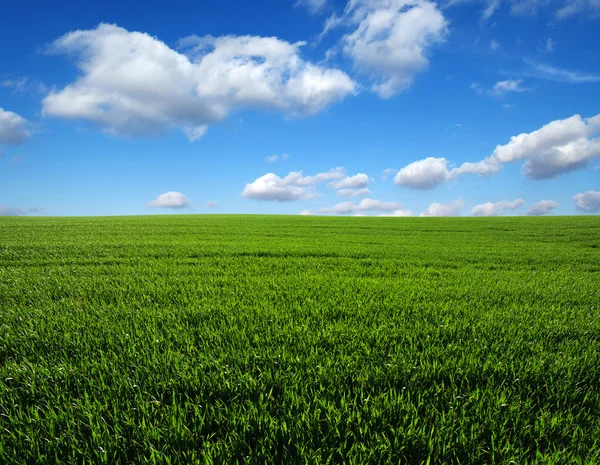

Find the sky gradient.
[{"left": 1, "top": 0, "right": 599, "bottom": 217}]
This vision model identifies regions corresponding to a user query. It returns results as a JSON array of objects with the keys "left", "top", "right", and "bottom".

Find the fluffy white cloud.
[
  {"left": 43, "top": 24, "right": 356, "bottom": 140},
  {"left": 242, "top": 168, "right": 345, "bottom": 201},
  {"left": 148, "top": 192, "right": 191, "bottom": 209},
  {"left": 0, "top": 108, "right": 31, "bottom": 145},
  {"left": 394, "top": 157, "right": 452, "bottom": 190},
  {"left": 330, "top": 173, "right": 369, "bottom": 189},
  {"left": 0, "top": 206, "right": 24, "bottom": 216},
  {"left": 487, "top": 113, "right": 600, "bottom": 179},
  {"left": 320, "top": 197, "right": 403, "bottom": 214},
  {"left": 379, "top": 209, "right": 414, "bottom": 216},
  {"left": 471, "top": 198, "right": 524, "bottom": 216},
  {"left": 337, "top": 188, "right": 371, "bottom": 197},
  {"left": 299, "top": 209, "right": 315, "bottom": 215},
  {"left": 527, "top": 200, "right": 558, "bottom": 216},
  {"left": 573, "top": 190, "right": 600, "bottom": 212},
  {"left": 420, "top": 199, "right": 463, "bottom": 216},
  {"left": 394, "top": 113, "right": 600, "bottom": 190},
  {"left": 490, "top": 79, "right": 530, "bottom": 96},
  {"left": 341, "top": 0, "right": 448, "bottom": 98}
]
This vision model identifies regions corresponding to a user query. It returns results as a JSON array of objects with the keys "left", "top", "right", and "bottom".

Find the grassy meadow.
[{"left": 1, "top": 215, "right": 599, "bottom": 464}]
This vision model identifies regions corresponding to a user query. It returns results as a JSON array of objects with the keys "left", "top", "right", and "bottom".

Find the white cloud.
[
  {"left": 299, "top": 209, "right": 315, "bottom": 215},
  {"left": 381, "top": 168, "right": 397, "bottom": 179},
  {"left": 1, "top": 77, "right": 48, "bottom": 95},
  {"left": 337, "top": 188, "right": 371, "bottom": 197},
  {"left": 379, "top": 209, "right": 413, "bottom": 216},
  {"left": 472, "top": 80, "right": 531, "bottom": 97},
  {"left": 556, "top": 0, "right": 600, "bottom": 18},
  {"left": 205, "top": 201, "right": 220, "bottom": 208},
  {"left": 395, "top": 113, "right": 600, "bottom": 189},
  {"left": 266, "top": 153, "right": 289, "bottom": 162},
  {"left": 341, "top": 0, "right": 448, "bottom": 98},
  {"left": 0, "top": 206, "right": 24, "bottom": 216},
  {"left": 242, "top": 168, "right": 345, "bottom": 201},
  {"left": 420, "top": 199, "right": 463, "bottom": 216},
  {"left": 481, "top": 0, "right": 501, "bottom": 22},
  {"left": 487, "top": 113, "right": 600, "bottom": 179},
  {"left": 522, "top": 60, "right": 600, "bottom": 84},
  {"left": 573, "top": 190, "right": 600, "bottom": 212},
  {"left": 471, "top": 198, "right": 524, "bottom": 216},
  {"left": 330, "top": 173, "right": 369, "bottom": 189},
  {"left": 544, "top": 38, "right": 555, "bottom": 53},
  {"left": 527, "top": 200, "right": 558, "bottom": 216},
  {"left": 320, "top": 197, "right": 403, "bottom": 214},
  {"left": 242, "top": 173, "right": 313, "bottom": 201},
  {"left": 0, "top": 108, "right": 31, "bottom": 145},
  {"left": 490, "top": 39, "right": 500, "bottom": 52},
  {"left": 148, "top": 191, "right": 191, "bottom": 209},
  {"left": 394, "top": 157, "right": 452, "bottom": 190},
  {"left": 490, "top": 79, "right": 530, "bottom": 96},
  {"left": 296, "top": 0, "right": 328, "bottom": 13},
  {"left": 43, "top": 24, "right": 356, "bottom": 140}
]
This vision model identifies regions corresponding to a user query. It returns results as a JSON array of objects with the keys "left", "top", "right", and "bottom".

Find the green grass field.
[{"left": 1, "top": 215, "right": 599, "bottom": 464}]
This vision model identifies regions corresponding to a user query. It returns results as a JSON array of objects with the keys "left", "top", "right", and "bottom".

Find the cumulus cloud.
[
  {"left": 471, "top": 198, "right": 524, "bottom": 216},
  {"left": 486, "top": 113, "right": 600, "bottom": 179},
  {"left": 148, "top": 191, "right": 191, "bottom": 209},
  {"left": 340, "top": 0, "right": 448, "bottom": 98},
  {"left": 573, "top": 190, "right": 600, "bottom": 212},
  {"left": 379, "top": 209, "right": 414, "bottom": 216},
  {"left": 420, "top": 199, "right": 463, "bottom": 216},
  {"left": 330, "top": 173, "right": 369, "bottom": 189},
  {"left": 42, "top": 24, "right": 356, "bottom": 140},
  {"left": 527, "top": 200, "right": 558, "bottom": 216},
  {"left": 394, "top": 113, "right": 600, "bottom": 190},
  {"left": 242, "top": 167, "right": 345, "bottom": 201},
  {"left": 320, "top": 198, "right": 403, "bottom": 214},
  {"left": 299, "top": 209, "right": 315, "bottom": 215},
  {"left": 0, "top": 206, "right": 25, "bottom": 216},
  {"left": 337, "top": 188, "right": 371, "bottom": 197},
  {"left": 394, "top": 157, "right": 452, "bottom": 190},
  {"left": 0, "top": 108, "right": 32, "bottom": 145}
]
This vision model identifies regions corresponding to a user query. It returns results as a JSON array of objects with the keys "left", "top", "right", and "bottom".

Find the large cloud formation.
[
  {"left": 394, "top": 114, "right": 600, "bottom": 190},
  {"left": 242, "top": 168, "right": 345, "bottom": 201},
  {"left": 573, "top": 190, "right": 600, "bottom": 213},
  {"left": 43, "top": 24, "right": 356, "bottom": 140},
  {"left": 341, "top": 0, "right": 448, "bottom": 98}
]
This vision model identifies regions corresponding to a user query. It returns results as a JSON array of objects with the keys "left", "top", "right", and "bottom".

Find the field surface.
[{"left": 1, "top": 215, "right": 599, "bottom": 464}]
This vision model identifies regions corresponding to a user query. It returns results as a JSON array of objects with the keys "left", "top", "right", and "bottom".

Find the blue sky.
[{"left": 1, "top": 0, "right": 599, "bottom": 217}]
